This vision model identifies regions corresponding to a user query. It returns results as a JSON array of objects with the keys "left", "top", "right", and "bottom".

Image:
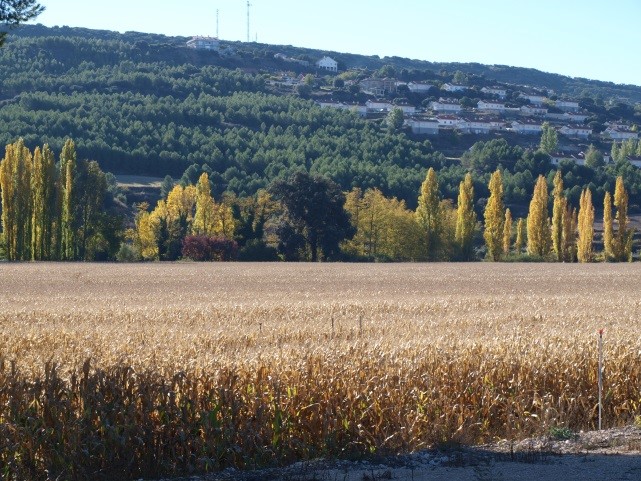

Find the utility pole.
[{"left": 246, "top": 1, "right": 250, "bottom": 42}]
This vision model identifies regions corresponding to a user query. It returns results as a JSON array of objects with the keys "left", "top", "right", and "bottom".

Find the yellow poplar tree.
[
  {"left": 483, "top": 170, "right": 504, "bottom": 261},
  {"left": 455, "top": 173, "right": 477, "bottom": 260},
  {"left": 527, "top": 175, "right": 550, "bottom": 257},
  {"left": 515, "top": 218, "right": 526, "bottom": 254},
  {"left": 551, "top": 171, "right": 566, "bottom": 261},
  {"left": 193, "top": 173, "right": 217, "bottom": 236},
  {"left": 613, "top": 176, "right": 633, "bottom": 261},
  {"left": 577, "top": 188, "right": 595, "bottom": 263},
  {"left": 502, "top": 208, "right": 512, "bottom": 256},
  {"left": 603, "top": 191, "right": 613, "bottom": 260},
  {"left": 562, "top": 205, "right": 577, "bottom": 262},
  {"left": 30, "top": 144, "right": 56, "bottom": 260},
  {"left": 415, "top": 168, "right": 442, "bottom": 260},
  {"left": 59, "top": 139, "right": 76, "bottom": 260}
]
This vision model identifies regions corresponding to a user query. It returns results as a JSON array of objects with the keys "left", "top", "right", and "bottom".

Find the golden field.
[{"left": 2, "top": 263, "right": 641, "bottom": 479}]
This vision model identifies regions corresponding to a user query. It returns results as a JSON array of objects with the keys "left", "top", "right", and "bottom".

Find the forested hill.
[{"left": 1, "top": 24, "right": 641, "bottom": 207}]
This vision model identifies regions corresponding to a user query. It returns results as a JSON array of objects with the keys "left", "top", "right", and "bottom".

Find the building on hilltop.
[
  {"left": 316, "top": 56, "right": 338, "bottom": 72},
  {"left": 186, "top": 36, "right": 220, "bottom": 51}
]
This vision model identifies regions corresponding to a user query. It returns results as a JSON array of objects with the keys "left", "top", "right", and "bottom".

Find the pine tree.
[
  {"left": 603, "top": 191, "right": 613, "bottom": 260},
  {"left": 577, "top": 188, "right": 595, "bottom": 263},
  {"left": 527, "top": 175, "right": 550, "bottom": 257},
  {"left": 515, "top": 218, "right": 526, "bottom": 254},
  {"left": 415, "top": 168, "right": 441, "bottom": 260},
  {"left": 502, "top": 208, "right": 512, "bottom": 256},
  {"left": 483, "top": 170, "right": 504, "bottom": 261},
  {"left": 455, "top": 173, "right": 477, "bottom": 260},
  {"left": 551, "top": 171, "right": 565, "bottom": 261}
]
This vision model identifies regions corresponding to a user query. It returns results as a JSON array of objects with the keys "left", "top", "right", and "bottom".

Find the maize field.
[{"left": 1, "top": 263, "right": 641, "bottom": 480}]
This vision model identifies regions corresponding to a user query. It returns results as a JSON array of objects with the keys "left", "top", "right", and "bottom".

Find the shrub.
[{"left": 181, "top": 235, "right": 238, "bottom": 261}]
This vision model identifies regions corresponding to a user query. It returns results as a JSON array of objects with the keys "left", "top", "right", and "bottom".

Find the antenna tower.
[
  {"left": 216, "top": 9, "right": 219, "bottom": 38},
  {"left": 246, "top": 1, "right": 251, "bottom": 42}
]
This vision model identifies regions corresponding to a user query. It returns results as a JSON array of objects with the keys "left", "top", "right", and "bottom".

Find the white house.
[
  {"left": 430, "top": 99, "right": 461, "bottom": 113},
  {"left": 459, "top": 119, "right": 493, "bottom": 135},
  {"left": 520, "top": 105, "right": 548, "bottom": 116},
  {"left": 366, "top": 99, "right": 393, "bottom": 112},
  {"left": 408, "top": 82, "right": 434, "bottom": 93},
  {"left": 394, "top": 103, "right": 417, "bottom": 115},
  {"left": 186, "top": 36, "right": 220, "bottom": 50},
  {"left": 550, "top": 152, "right": 585, "bottom": 166},
  {"left": 511, "top": 121, "right": 543, "bottom": 134},
  {"left": 477, "top": 100, "right": 506, "bottom": 113},
  {"left": 436, "top": 115, "right": 464, "bottom": 128},
  {"left": 406, "top": 118, "right": 439, "bottom": 135},
  {"left": 519, "top": 94, "right": 546, "bottom": 106},
  {"left": 347, "top": 104, "right": 368, "bottom": 117},
  {"left": 317, "top": 100, "right": 348, "bottom": 110},
  {"left": 481, "top": 87, "right": 507, "bottom": 99},
  {"left": 316, "top": 56, "right": 338, "bottom": 72},
  {"left": 562, "top": 112, "right": 589, "bottom": 123},
  {"left": 559, "top": 125, "right": 592, "bottom": 139},
  {"left": 442, "top": 83, "right": 468, "bottom": 92},
  {"left": 555, "top": 100, "right": 580, "bottom": 112},
  {"left": 604, "top": 128, "right": 638, "bottom": 140}
]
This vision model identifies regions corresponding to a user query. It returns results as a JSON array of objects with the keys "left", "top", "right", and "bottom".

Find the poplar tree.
[
  {"left": 577, "top": 188, "right": 595, "bottom": 263},
  {"left": 539, "top": 122, "right": 558, "bottom": 154},
  {"left": 0, "top": 139, "right": 33, "bottom": 260},
  {"left": 551, "top": 171, "right": 565, "bottom": 261},
  {"left": 527, "top": 175, "right": 550, "bottom": 257},
  {"left": 193, "top": 173, "right": 217, "bottom": 236},
  {"left": 455, "top": 173, "right": 477, "bottom": 260},
  {"left": 603, "top": 191, "right": 613, "bottom": 260},
  {"left": 515, "top": 218, "right": 526, "bottom": 254},
  {"left": 30, "top": 144, "right": 56, "bottom": 260},
  {"left": 59, "top": 139, "right": 76, "bottom": 260},
  {"left": 483, "top": 169, "right": 504, "bottom": 261},
  {"left": 502, "top": 208, "right": 512, "bottom": 256},
  {"left": 563, "top": 205, "right": 577, "bottom": 262},
  {"left": 415, "top": 168, "right": 441, "bottom": 260},
  {"left": 613, "top": 176, "right": 633, "bottom": 261}
]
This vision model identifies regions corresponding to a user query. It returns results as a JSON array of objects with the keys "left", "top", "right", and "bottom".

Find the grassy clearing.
[{"left": 1, "top": 263, "right": 640, "bottom": 480}]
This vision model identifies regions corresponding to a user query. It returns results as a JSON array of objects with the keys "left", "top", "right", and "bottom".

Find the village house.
[
  {"left": 436, "top": 115, "right": 463, "bottom": 128},
  {"left": 365, "top": 99, "right": 393, "bottom": 112},
  {"left": 604, "top": 127, "right": 638, "bottom": 140},
  {"left": 186, "top": 36, "right": 220, "bottom": 51},
  {"left": 317, "top": 100, "right": 347, "bottom": 109},
  {"left": 406, "top": 118, "right": 439, "bottom": 135},
  {"left": 477, "top": 100, "right": 506, "bottom": 113},
  {"left": 511, "top": 120, "right": 543, "bottom": 134},
  {"left": 345, "top": 103, "right": 368, "bottom": 117},
  {"left": 442, "top": 83, "right": 468, "bottom": 93},
  {"left": 520, "top": 105, "right": 548, "bottom": 116},
  {"left": 627, "top": 156, "right": 641, "bottom": 168},
  {"left": 359, "top": 78, "right": 396, "bottom": 96},
  {"left": 550, "top": 152, "right": 584, "bottom": 166},
  {"left": 394, "top": 103, "right": 417, "bottom": 115},
  {"left": 559, "top": 125, "right": 592, "bottom": 139},
  {"left": 519, "top": 93, "right": 546, "bottom": 106},
  {"left": 555, "top": 100, "right": 580, "bottom": 112},
  {"left": 408, "top": 82, "right": 435, "bottom": 93},
  {"left": 481, "top": 87, "right": 507, "bottom": 99},
  {"left": 563, "top": 112, "right": 590, "bottom": 123},
  {"left": 459, "top": 118, "right": 493, "bottom": 135},
  {"left": 430, "top": 99, "right": 462, "bottom": 113},
  {"left": 316, "top": 56, "right": 338, "bottom": 72}
]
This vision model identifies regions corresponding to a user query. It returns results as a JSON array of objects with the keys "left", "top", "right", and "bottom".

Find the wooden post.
[{"left": 598, "top": 328, "right": 604, "bottom": 431}]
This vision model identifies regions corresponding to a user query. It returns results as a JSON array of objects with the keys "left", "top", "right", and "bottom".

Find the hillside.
[{"left": 1, "top": 24, "right": 641, "bottom": 209}]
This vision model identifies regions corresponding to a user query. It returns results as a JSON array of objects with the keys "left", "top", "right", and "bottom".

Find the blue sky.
[{"left": 34, "top": 0, "right": 640, "bottom": 86}]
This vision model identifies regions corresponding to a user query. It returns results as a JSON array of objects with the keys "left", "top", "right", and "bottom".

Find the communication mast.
[
  {"left": 246, "top": 1, "right": 251, "bottom": 42},
  {"left": 216, "top": 9, "right": 219, "bottom": 38}
]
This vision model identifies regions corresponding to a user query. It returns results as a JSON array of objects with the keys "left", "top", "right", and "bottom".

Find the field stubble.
[{"left": 1, "top": 263, "right": 641, "bottom": 479}]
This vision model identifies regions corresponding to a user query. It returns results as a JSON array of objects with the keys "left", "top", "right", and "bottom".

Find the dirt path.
[{"left": 174, "top": 426, "right": 641, "bottom": 481}]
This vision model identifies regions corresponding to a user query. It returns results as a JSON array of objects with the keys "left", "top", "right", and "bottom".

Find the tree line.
[{"left": 0, "top": 139, "right": 122, "bottom": 261}]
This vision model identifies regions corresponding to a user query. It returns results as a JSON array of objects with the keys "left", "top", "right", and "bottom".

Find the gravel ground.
[{"left": 157, "top": 426, "right": 641, "bottom": 481}]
